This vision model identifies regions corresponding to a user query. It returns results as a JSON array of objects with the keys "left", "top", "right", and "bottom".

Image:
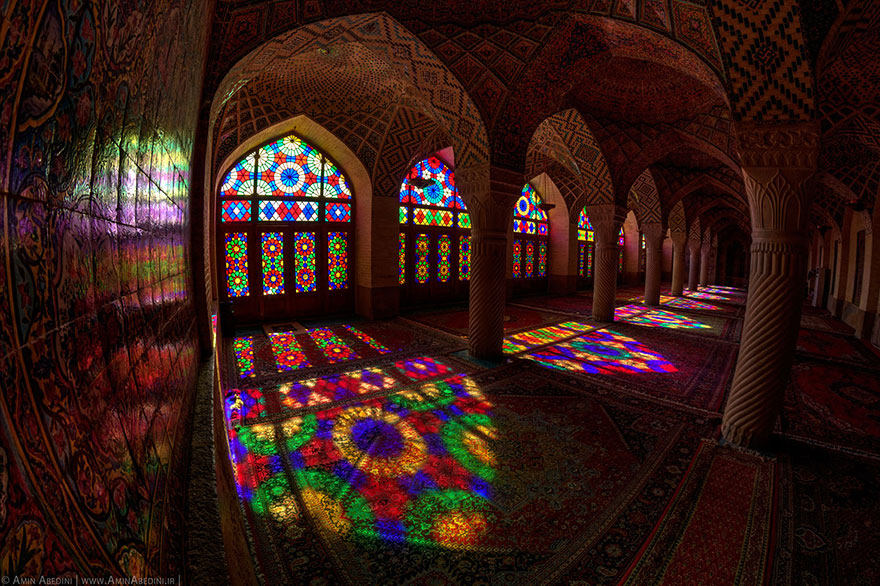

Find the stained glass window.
[
  {"left": 225, "top": 232, "right": 249, "bottom": 297},
  {"left": 513, "top": 184, "right": 549, "bottom": 281},
  {"left": 415, "top": 233, "right": 430, "bottom": 285},
  {"left": 399, "top": 157, "right": 470, "bottom": 286},
  {"left": 399, "top": 233, "right": 406, "bottom": 285},
  {"left": 639, "top": 233, "right": 646, "bottom": 271},
  {"left": 578, "top": 209, "right": 594, "bottom": 242},
  {"left": 261, "top": 232, "right": 284, "bottom": 295},
  {"left": 538, "top": 242, "right": 547, "bottom": 277},
  {"left": 295, "top": 232, "right": 316, "bottom": 293},
  {"left": 513, "top": 240, "right": 522, "bottom": 278},
  {"left": 328, "top": 232, "right": 348, "bottom": 290},
  {"left": 437, "top": 234, "right": 451, "bottom": 283},
  {"left": 459, "top": 235, "right": 470, "bottom": 281},
  {"left": 217, "top": 133, "right": 354, "bottom": 305},
  {"left": 578, "top": 242, "right": 586, "bottom": 277},
  {"left": 618, "top": 227, "right": 625, "bottom": 273}
]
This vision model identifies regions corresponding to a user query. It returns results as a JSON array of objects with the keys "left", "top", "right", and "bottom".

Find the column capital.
[
  {"left": 641, "top": 222, "right": 666, "bottom": 249},
  {"left": 688, "top": 239, "right": 701, "bottom": 254},
  {"left": 458, "top": 164, "right": 524, "bottom": 234},
  {"left": 670, "top": 231, "right": 687, "bottom": 247},
  {"left": 585, "top": 204, "right": 627, "bottom": 242},
  {"left": 734, "top": 120, "right": 821, "bottom": 171}
]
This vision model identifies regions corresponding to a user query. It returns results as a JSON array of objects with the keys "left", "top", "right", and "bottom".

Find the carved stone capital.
[
  {"left": 584, "top": 204, "right": 627, "bottom": 243},
  {"left": 744, "top": 171, "right": 813, "bottom": 240},
  {"left": 735, "top": 121, "right": 821, "bottom": 170},
  {"left": 641, "top": 222, "right": 666, "bottom": 250},
  {"left": 670, "top": 231, "right": 687, "bottom": 247}
]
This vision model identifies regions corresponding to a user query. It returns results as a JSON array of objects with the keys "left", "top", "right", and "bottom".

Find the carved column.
[
  {"left": 642, "top": 223, "right": 666, "bottom": 306},
  {"left": 721, "top": 122, "right": 819, "bottom": 448},
  {"left": 670, "top": 232, "right": 687, "bottom": 296},
  {"left": 588, "top": 204, "right": 627, "bottom": 321},
  {"left": 462, "top": 165, "right": 521, "bottom": 359},
  {"left": 700, "top": 242, "right": 711, "bottom": 286},
  {"left": 687, "top": 241, "right": 701, "bottom": 291}
]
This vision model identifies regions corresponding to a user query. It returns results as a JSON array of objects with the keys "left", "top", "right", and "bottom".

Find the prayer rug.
[
  {"left": 620, "top": 440, "right": 777, "bottom": 586},
  {"left": 796, "top": 328, "right": 880, "bottom": 366},
  {"left": 405, "top": 304, "right": 566, "bottom": 337},
  {"left": 513, "top": 322, "right": 738, "bottom": 413},
  {"left": 783, "top": 358, "right": 880, "bottom": 455},
  {"left": 773, "top": 445, "right": 880, "bottom": 585},
  {"left": 224, "top": 363, "right": 713, "bottom": 586}
]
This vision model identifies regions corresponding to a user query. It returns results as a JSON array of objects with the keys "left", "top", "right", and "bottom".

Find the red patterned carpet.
[
  {"left": 216, "top": 283, "right": 880, "bottom": 585},
  {"left": 621, "top": 441, "right": 776, "bottom": 586},
  {"left": 405, "top": 304, "right": 567, "bottom": 337}
]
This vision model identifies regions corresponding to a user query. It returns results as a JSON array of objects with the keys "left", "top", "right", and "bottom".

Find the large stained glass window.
[
  {"left": 639, "top": 233, "right": 646, "bottom": 271},
  {"left": 218, "top": 133, "right": 354, "bottom": 314},
  {"left": 578, "top": 209, "right": 594, "bottom": 278},
  {"left": 513, "top": 184, "right": 549, "bottom": 283},
  {"left": 618, "top": 227, "right": 625, "bottom": 273},
  {"left": 399, "top": 156, "right": 471, "bottom": 299}
]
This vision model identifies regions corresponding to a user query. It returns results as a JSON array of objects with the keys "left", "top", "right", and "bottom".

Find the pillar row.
[
  {"left": 588, "top": 204, "right": 627, "bottom": 321},
  {"left": 721, "top": 121, "right": 819, "bottom": 448},
  {"left": 687, "top": 241, "right": 701, "bottom": 292},
  {"left": 670, "top": 232, "right": 687, "bottom": 296},
  {"left": 642, "top": 223, "right": 666, "bottom": 306}
]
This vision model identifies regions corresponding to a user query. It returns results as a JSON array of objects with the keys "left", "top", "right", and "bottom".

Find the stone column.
[
  {"left": 721, "top": 122, "right": 819, "bottom": 448},
  {"left": 588, "top": 204, "right": 627, "bottom": 321},
  {"left": 687, "top": 241, "right": 701, "bottom": 291},
  {"left": 670, "top": 232, "right": 687, "bottom": 296},
  {"left": 642, "top": 223, "right": 666, "bottom": 306},
  {"left": 461, "top": 165, "right": 522, "bottom": 359},
  {"left": 700, "top": 242, "right": 711, "bottom": 286}
]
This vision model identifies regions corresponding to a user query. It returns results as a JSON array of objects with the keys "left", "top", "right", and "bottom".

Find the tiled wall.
[{"left": 0, "top": 0, "right": 210, "bottom": 578}]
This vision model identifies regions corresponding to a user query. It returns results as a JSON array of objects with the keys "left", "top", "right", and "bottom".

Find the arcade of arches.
[{"left": 2, "top": 1, "right": 880, "bottom": 584}]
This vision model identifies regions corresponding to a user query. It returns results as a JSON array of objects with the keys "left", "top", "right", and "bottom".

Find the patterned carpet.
[
  {"left": 217, "top": 284, "right": 880, "bottom": 585},
  {"left": 405, "top": 304, "right": 569, "bottom": 337}
]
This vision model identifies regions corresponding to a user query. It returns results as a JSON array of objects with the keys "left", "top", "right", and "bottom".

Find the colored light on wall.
[
  {"left": 328, "top": 232, "right": 349, "bottom": 290},
  {"left": 294, "top": 232, "right": 317, "bottom": 293},
  {"left": 459, "top": 235, "right": 470, "bottom": 281},
  {"left": 225, "top": 232, "right": 249, "bottom": 297},
  {"left": 438, "top": 235, "right": 451, "bottom": 283},
  {"left": 261, "top": 232, "right": 285, "bottom": 295},
  {"left": 513, "top": 240, "right": 521, "bottom": 278},
  {"left": 233, "top": 337, "right": 256, "bottom": 377},
  {"left": 399, "top": 232, "right": 406, "bottom": 285},
  {"left": 415, "top": 234, "right": 430, "bottom": 284},
  {"left": 524, "top": 329, "right": 677, "bottom": 375}
]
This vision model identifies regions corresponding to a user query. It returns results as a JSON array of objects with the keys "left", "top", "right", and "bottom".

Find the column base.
[{"left": 720, "top": 419, "right": 774, "bottom": 450}]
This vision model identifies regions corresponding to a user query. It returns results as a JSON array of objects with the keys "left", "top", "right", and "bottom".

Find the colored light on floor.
[
  {"left": 308, "top": 327, "right": 360, "bottom": 363},
  {"left": 503, "top": 321, "right": 595, "bottom": 354},
  {"left": 685, "top": 291, "right": 728, "bottom": 301},
  {"left": 614, "top": 305, "right": 647, "bottom": 319},
  {"left": 233, "top": 337, "right": 256, "bottom": 377},
  {"left": 394, "top": 356, "right": 455, "bottom": 381},
  {"left": 277, "top": 367, "right": 399, "bottom": 413},
  {"left": 524, "top": 329, "right": 677, "bottom": 375},
  {"left": 226, "top": 373, "right": 498, "bottom": 549},
  {"left": 269, "top": 332, "right": 312, "bottom": 371},
  {"left": 343, "top": 325, "right": 392, "bottom": 353},
  {"left": 664, "top": 297, "right": 722, "bottom": 311},
  {"left": 623, "top": 310, "right": 712, "bottom": 330}
]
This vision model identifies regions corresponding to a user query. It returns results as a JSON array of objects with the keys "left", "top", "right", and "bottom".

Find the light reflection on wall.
[
  {"left": 523, "top": 329, "right": 677, "bottom": 375},
  {"left": 622, "top": 309, "right": 712, "bottom": 330},
  {"left": 224, "top": 363, "right": 498, "bottom": 550}
]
